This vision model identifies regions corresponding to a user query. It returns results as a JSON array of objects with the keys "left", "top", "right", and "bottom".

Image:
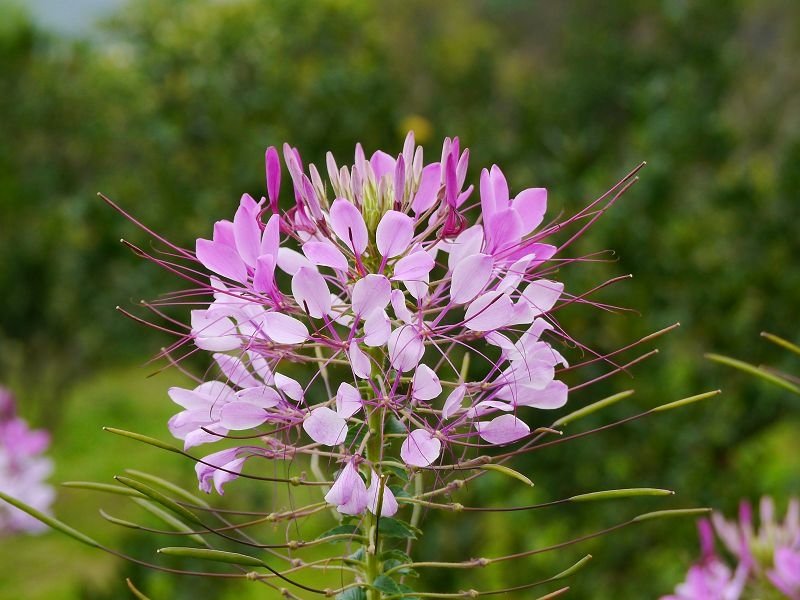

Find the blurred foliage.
[{"left": 1, "top": 0, "right": 799, "bottom": 598}]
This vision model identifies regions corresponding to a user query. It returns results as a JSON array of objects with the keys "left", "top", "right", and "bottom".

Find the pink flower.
[
  {"left": 127, "top": 133, "right": 628, "bottom": 516},
  {"left": 0, "top": 387, "right": 54, "bottom": 535}
]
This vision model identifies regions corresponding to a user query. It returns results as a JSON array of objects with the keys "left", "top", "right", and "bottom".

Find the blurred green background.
[{"left": 1, "top": 0, "right": 798, "bottom": 597}]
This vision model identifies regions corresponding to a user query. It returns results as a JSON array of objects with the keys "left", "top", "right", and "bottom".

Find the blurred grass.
[{"left": 0, "top": 366, "right": 188, "bottom": 599}]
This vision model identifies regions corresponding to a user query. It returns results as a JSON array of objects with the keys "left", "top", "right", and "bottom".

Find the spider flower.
[
  {"left": 0, "top": 387, "right": 54, "bottom": 535},
  {"left": 163, "top": 133, "right": 577, "bottom": 512},
  {"left": 664, "top": 497, "right": 800, "bottom": 599}
]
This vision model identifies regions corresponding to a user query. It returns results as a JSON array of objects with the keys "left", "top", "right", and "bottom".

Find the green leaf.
[
  {"left": 315, "top": 524, "right": 361, "bottom": 541},
  {"left": 383, "top": 464, "right": 410, "bottom": 482},
  {"left": 115, "top": 476, "right": 203, "bottom": 527},
  {"left": 336, "top": 588, "right": 367, "bottom": 600},
  {"left": 62, "top": 481, "right": 145, "bottom": 497},
  {"left": 348, "top": 547, "right": 366, "bottom": 563},
  {"left": 480, "top": 463, "right": 534, "bottom": 487},
  {"left": 383, "top": 559, "right": 418, "bottom": 577},
  {"left": 388, "top": 484, "right": 411, "bottom": 498},
  {"left": 380, "top": 549, "right": 412, "bottom": 564},
  {"left": 632, "top": 507, "right": 711, "bottom": 522},
  {"left": 372, "top": 575, "right": 401, "bottom": 594},
  {"left": 395, "top": 583, "right": 419, "bottom": 599},
  {"left": 568, "top": 488, "right": 674, "bottom": 502},
  {"left": 552, "top": 390, "right": 635, "bottom": 427},
  {"left": 377, "top": 517, "right": 419, "bottom": 539},
  {"left": 652, "top": 390, "right": 722, "bottom": 412},
  {"left": 103, "top": 427, "right": 183, "bottom": 455},
  {"left": 386, "top": 416, "right": 407, "bottom": 435},
  {"left": 158, "top": 547, "right": 264, "bottom": 567}
]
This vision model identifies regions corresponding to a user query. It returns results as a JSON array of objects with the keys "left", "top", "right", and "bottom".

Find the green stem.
[{"left": 364, "top": 404, "right": 384, "bottom": 600}]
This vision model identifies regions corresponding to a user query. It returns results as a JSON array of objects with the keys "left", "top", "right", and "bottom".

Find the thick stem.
[{"left": 364, "top": 405, "right": 384, "bottom": 600}]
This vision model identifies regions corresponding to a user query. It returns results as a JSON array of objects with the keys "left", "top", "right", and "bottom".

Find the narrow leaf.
[
  {"left": 552, "top": 554, "right": 592, "bottom": 580},
  {"left": 652, "top": 390, "right": 721, "bottom": 412},
  {"left": 632, "top": 507, "right": 711, "bottom": 523},
  {"left": 115, "top": 476, "right": 203, "bottom": 527},
  {"left": 480, "top": 463, "right": 534, "bottom": 487},
  {"left": 552, "top": 390, "right": 635, "bottom": 427},
  {"left": 104, "top": 427, "right": 184, "bottom": 454},
  {"left": 158, "top": 547, "right": 264, "bottom": 567},
  {"left": 126, "top": 470, "right": 211, "bottom": 508},
  {"left": 569, "top": 488, "right": 674, "bottom": 502},
  {"left": 0, "top": 490, "right": 100, "bottom": 548},
  {"left": 707, "top": 353, "right": 800, "bottom": 395},
  {"left": 62, "top": 481, "right": 144, "bottom": 498},
  {"left": 761, "top": 332, "right": 800, "bottom": 357},
  {"left": 133, "top": 499, "right": 208, "bottom": 545}
]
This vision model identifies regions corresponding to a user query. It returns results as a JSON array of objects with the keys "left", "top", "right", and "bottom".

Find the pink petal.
[
  {"left": 464, "top": 291, "right": 514, "bottom": 331},
  {"left": 404, "top": 278, "right": 429, "bottom": 301},
  {"left": 376, "top": 210, "right": 414, "bottom": 258},
  {"left": 324, "top": 460, "right": 368, "bottom": 515},
  {"left": 260, "top": 214, "right": 280, "bottom": 257},
  {"left": 330, "top": 198, "right": 368, "bottom": 254},
  {"left": 412, "top": 163, "right": 442, "bottom": 215},
  {"left": 303, "top": 407, "right": 347, "bottom": 446},
  {"left": 233, "top": 195, "right": 262, "bottom": 267},
  {"left": 265, "top": 146, "right": 281, "bottom": 206},
  {"left": 213, "top": 353, "right": 260, "bottom": 388},
  {"left": 191, "top": 310, "right": 241, "bottom": 351},
  {"left": 513, "top": 380, "right": 568, "bottom": 409},
  {"left": 496, "top": 254, "right": 535, "bottom": 294},
  {"left": 336, "top": 383, "right": 362, "bottom": 418},
  {"left": 392, "top": 250, "right": 434, "bottom": 283},
  {"left": 475, "top": 414, "right": 530, "bottom": 444},
  {"left": 400, "top": 429, "right": 441, "bottom": 467},
  {"left": 522, "top": 279, "right": 564, "bottom": 316},
  {"left": 196, "top": 447, "right": 244, "bottom": 494},
  {"left": 213, "top": 220, "right": 236, "bottom": 248},
  {"left": 219, "top": 401, "right": 269, "bottom": 430},
  {"left": 412, "top": 364, "right": 442, "bottom": 401},
  {"left": 442, "top": 385, "right": 467, "bottom": 420},
  {"left": 291, "top": 267, "right": 331, "bottom": 318},
  {"left": 196, "top": 239, "right": 247, "bottom": 283},
  {"left": 490, "top": 165, "right": 510, "bottom": 205},
  {"left": 479, "top": 168, "right": 498, "bottom": 220},
  {"left": 467, "top": 400, "right": 514, "bottom": 418},
  {"left": 504, "top": 241, "right": 557, "bottom": 265},
  {"left": 363, "top": 310, "right": 391, "bottom": 347},
  {"left": 352, "top": 274, "right": 391, "bottom": 318},
  {"left": 274, "top": 373, "right": 304, "bottom": 402},
  {"left": 485, "top": 208, "right": 522, "bottom": 254},
  {"left": 450, "top": 253, "right": 494, "bottom": 304},
  {"left": 388, "top": 325, "right": 425, "bottom": 372},
  {"left": 391, "top": 289, "right": 413, "bottom": 323},
  {"left": 512, "top": 188, "right": 547, "bottom": 234},
  {"left": 302, "top": 241, "right": 349, "bottom": 271},
  {"left": 367, "top": 471, "right": 398, "bottom": 517},
  {"left": 349, "top": 344, "right": 371, "bottom": 379},
  {"left": 277, "top": 247, "right": 314, "bottom": 275},
  {"left": 260, "top": 312, "right": 309, "bottom": 344},
  {"left": 446, "top": 225, "right": 484, "bottom": 270},
  {"left": 236, "top": 386, "right": 281, "bottom": 408},
  {"left": 253, "top": 254, "right": 277, "bottom": 293},
  {"left": 370, "top": 150, "right": 396, "bottom": 180}
]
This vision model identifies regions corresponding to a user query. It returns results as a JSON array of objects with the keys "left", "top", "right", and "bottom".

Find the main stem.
[{"left": 364, "top": 404, "right": 383, "bottom": 600}]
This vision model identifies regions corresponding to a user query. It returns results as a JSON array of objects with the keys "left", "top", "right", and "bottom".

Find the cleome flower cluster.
[
  {"left": 165, "top": 133, "right": 577, "bottom": 516},
  {"left": 0, "top": 386, "right": 54, "bottom": 535},
  {"left": 664, "top": 497, "right": 800, "bottom": 600}
]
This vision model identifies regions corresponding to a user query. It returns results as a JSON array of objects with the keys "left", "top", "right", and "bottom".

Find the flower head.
[
  {"left": 161, "top": 133, "right": 581, "bottom": 507},
  {"left": 0, "top": 386, "right": 54, "bottom": 535}
]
